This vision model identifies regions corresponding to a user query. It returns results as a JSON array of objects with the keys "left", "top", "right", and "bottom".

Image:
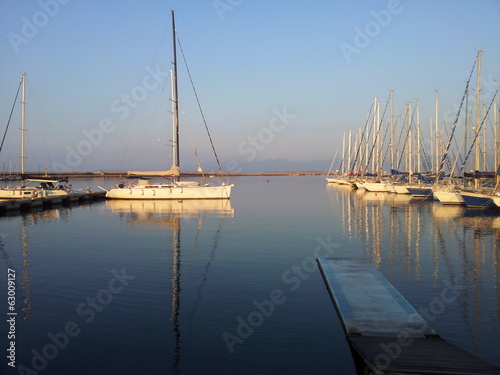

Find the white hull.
[
  {"left": 106, "top": 184, "right": 232, "bottom": 199},
  {"left": 492, "top": 196, "right": 500, "bottom": 208},
  {"left": 363, "top": 182, "right": 388, "bottom": 192},
  {"left": 385, "top": 184, "right": 397, "bottom": 193},
  {"left": 393, "top": 185, "right": 410, "bottom": 194},
  {"left": 0, "top": 187, "right": 69, "bottom": 199},
  {"left": 0, "top": 188, "right": 35, "bottom": 199},
  {"left": 433, "top": 191, "right": 465, "bottom": 205},
  {"left": 326, "top": 177, "right": 352, "bottom": 185}
]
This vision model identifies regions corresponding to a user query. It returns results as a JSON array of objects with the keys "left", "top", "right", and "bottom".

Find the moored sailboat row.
[{"left": 327, "top": 50, "right": 500, "bottom": 210}]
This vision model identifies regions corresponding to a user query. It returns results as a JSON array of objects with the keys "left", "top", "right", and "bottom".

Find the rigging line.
[
  {"left": 176, "top": 35, "right": 224, "bottom": 174},
  {"left": 326, "top": 141, "right": 341, "bottom": 175},
  {"left": 27, "top": 83, "right": 52, "bottom": 167},
  {"left": 449, "top": 132, "right": 467, "bottom": 177},
  {"left": 0, "top": 79, "right": 22, "bottom": 154},
  {"left": 188, "top": 214, "right": 227, "bottom": 330},
  {"left": 458, "top": 89, "right": 499, "bottom": 174},
  {"left": 112, "top": 24, "right": 169, "bottom": 161},
  {"left": 28, "top": 82, "right": 62, "bottom": 153},
  {"left": 340, "top": 139, "right": 350, "bottom": 174},
  {"left": 380, "top": 118, "right": 392, "bottom": 170},
  {"left": 437, "top": 58, "right": 476, "bottom": 177},
  {"left": 351, "top": 104, "right": 373, "bottom": 174},
  {"left": 179, "top": 100, "right": 205, "bottom": 179},
  {"left": 396, "top": 107, "right": 411, "bottom": 171},
  {"left": 361, "top": 108, "right": 376, "bottom": 174},
  {"left": 364, "top": 95, "right": 390, "bottom": 175},
  {"left": 137, "top": 79, "right": 169, "bottom": 159}
]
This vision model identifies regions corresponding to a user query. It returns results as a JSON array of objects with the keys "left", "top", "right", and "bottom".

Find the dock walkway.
[
  {"left": 0, "top": 191, "right": 106, "bottom": 215},
  {"left": 317, "top": 258, "right": 500, "bottom": 375}
]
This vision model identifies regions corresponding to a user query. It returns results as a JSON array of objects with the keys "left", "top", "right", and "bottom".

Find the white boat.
[
  {"left": 0, "top": 74, "right": 73, "bottom": 199},
  {"left": 106, "top": 11, "right": 233, "bottom": 200},
  {"left": 0, "top": 178, "right": 72, "bottom": 199}
]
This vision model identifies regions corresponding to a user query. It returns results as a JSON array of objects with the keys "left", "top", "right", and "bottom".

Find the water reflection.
[
  {"left": 326, "top": 184, "right": 500, "bottom": 370},
  {"left": 1, "top": 207, "right": 72, "bottom": 321},
  {"left": 105, "top": 199, "right": 234, "bottom": 374}
]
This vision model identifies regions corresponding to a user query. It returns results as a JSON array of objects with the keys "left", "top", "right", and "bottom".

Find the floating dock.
[
  {"left": 317, "top": 258, "right": 500, "bottom": 375},
  {"left": 0, "top": 191, "right": 106, "bottom": 215}
]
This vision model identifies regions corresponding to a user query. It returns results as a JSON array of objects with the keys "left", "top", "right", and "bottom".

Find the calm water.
[{"left": 1, "top": 175, "right": 499, "bottom": 375}]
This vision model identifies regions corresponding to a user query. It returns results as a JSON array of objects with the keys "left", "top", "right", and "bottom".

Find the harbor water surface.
[{"left": 1, "top": 175, "right": 499, "bottom": 374}]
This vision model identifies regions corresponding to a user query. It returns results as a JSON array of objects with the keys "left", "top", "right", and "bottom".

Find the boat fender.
[
  {"left": 153, "top": 190, "right": 155, "bottom": 196},
  {"left": 31, "top": 189, "right": 38, "bottom": 199},
  {"left": 141, "top": 189, "right": 144, "bottom": 195}
]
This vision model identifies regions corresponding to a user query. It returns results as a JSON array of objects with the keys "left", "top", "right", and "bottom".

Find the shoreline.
[{"left": 2, "top": 171, "right": 327, "bottom": 179}]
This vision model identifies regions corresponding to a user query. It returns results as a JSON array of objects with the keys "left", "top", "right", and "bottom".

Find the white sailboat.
[
  {"left": 106, "top": 11, "right": 233, "bottom": 200},
  {"left": 0, "top": 73, "right": 72, "bottom": 199}
]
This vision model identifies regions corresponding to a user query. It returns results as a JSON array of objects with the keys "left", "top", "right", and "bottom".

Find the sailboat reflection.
[
  {"left": 105, "top": 199, "right": 234, "bottom": 373},
  {"left": 327, "top": 184, "right": 500, "bottom": 371}
]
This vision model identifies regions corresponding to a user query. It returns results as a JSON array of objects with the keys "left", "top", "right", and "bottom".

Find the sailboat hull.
[
  {"left": 363, "top": 182, "right": 389, "bottom": 192},
  {"left": 0, "top": 188, "right": 35, "bottom": 199},
  {"left": 433, "top": 191, "right": 465, "bottom": 205},
  {"left": 460, "top": 191, "right": 496, "bottom": 208},
  {"left": 106, "top": 184, "right": 233, "bottom": 200}
]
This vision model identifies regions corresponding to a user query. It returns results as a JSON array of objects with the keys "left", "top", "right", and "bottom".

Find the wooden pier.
[
  {"left": 0, "top": 191, "right": 106, "bottom": 215},
  {"left": 317, "top": 258, "right": 500, "bottom": 375}
]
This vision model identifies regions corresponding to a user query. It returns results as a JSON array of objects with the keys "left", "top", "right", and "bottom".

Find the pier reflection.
[
  {"left": 105, "top": 199, "right": 234, "bottom": 374},
  {"left": 326, "top": 184, "right": 500, "bottom": 370}
]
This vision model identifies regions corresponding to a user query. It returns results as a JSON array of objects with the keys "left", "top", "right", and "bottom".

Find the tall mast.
[
  {"left": 170, "top": 70, "right": 177, "bottom": 168},
  {"left": 495, "top": 98, "right": 499, "bottom": 189},
  {"left": 417, "top": 99, "right": 421, "bottom": 174},
  {"left": 474, "top": 50, "right": 482, "bottom": 188},
  {"left": 435, "top": 91, "right": 439, "bottom": 174},
  {"left": 171, "top": 10, "right": 180, "bottom": 176},
  {"left": 21, "top": 73, "right": 26, "bottom": 175},
  {"left": 372, "top": 97, "right": 377, "bottom": 174},
  {"left": 347, "top": 130, "right": 352, "bottom": 176},
  {"left": 376, "top": 101, "right": 381, "bottom": 176},
  {"left": 483, "top": 104, "right": 487, "bottom": 170},
  {"left": 389, "top": 90, "right": 394, "bottom": 173}
]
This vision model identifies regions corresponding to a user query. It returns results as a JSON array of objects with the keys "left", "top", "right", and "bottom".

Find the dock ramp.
[{"left": 317, "top": 258, "right": 500, "bottom": 375}]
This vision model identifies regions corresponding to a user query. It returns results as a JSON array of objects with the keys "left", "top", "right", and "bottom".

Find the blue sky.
[{"left": 0, "top": 0, "right": 499, "bottom": 172}]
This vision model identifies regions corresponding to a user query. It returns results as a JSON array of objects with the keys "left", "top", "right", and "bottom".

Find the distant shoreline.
[{"left": 3, "top": 171, "right": 327, "bottom": 179}]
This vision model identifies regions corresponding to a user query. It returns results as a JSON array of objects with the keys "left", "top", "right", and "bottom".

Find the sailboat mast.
[
  {"left": 390, "top": 90, "right": 394, "bottom": 173},
  {"left": 171, "top": 10, "right": 180, "bottom": 175},
  {"left": 21, "top": 73, "right": 26, "bottom": 175},
  {"left": 417, "top": 99, "right": 421, "bottom": 175},
  {"left": 435, "top": 91, "right": 439, "bottom": 174},
  {"left": 474, "top": 50, "right": 482, "bottom": 188},
  {"left": 170, "top": 69, "right": 177, "bottom": 168}
]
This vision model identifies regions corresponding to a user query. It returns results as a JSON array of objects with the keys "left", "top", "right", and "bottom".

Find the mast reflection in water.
[
  {"left": 105, "top": 199, "right": 234, "bottom": 374},
  {"left": 327, "top": 183, "right": 499, "bottom": 367}
]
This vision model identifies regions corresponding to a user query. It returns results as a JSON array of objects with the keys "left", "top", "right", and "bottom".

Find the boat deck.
[{"left": 317, "top": 258, "right": 500, "bottom": 375}]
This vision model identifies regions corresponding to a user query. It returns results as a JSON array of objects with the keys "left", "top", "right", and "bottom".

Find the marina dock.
[
  {"left": 317, "top": 258, "right": 500, "bottom": 375},
  {"left": 0, "top": 191, "right": 106, "bottom": 214}
]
